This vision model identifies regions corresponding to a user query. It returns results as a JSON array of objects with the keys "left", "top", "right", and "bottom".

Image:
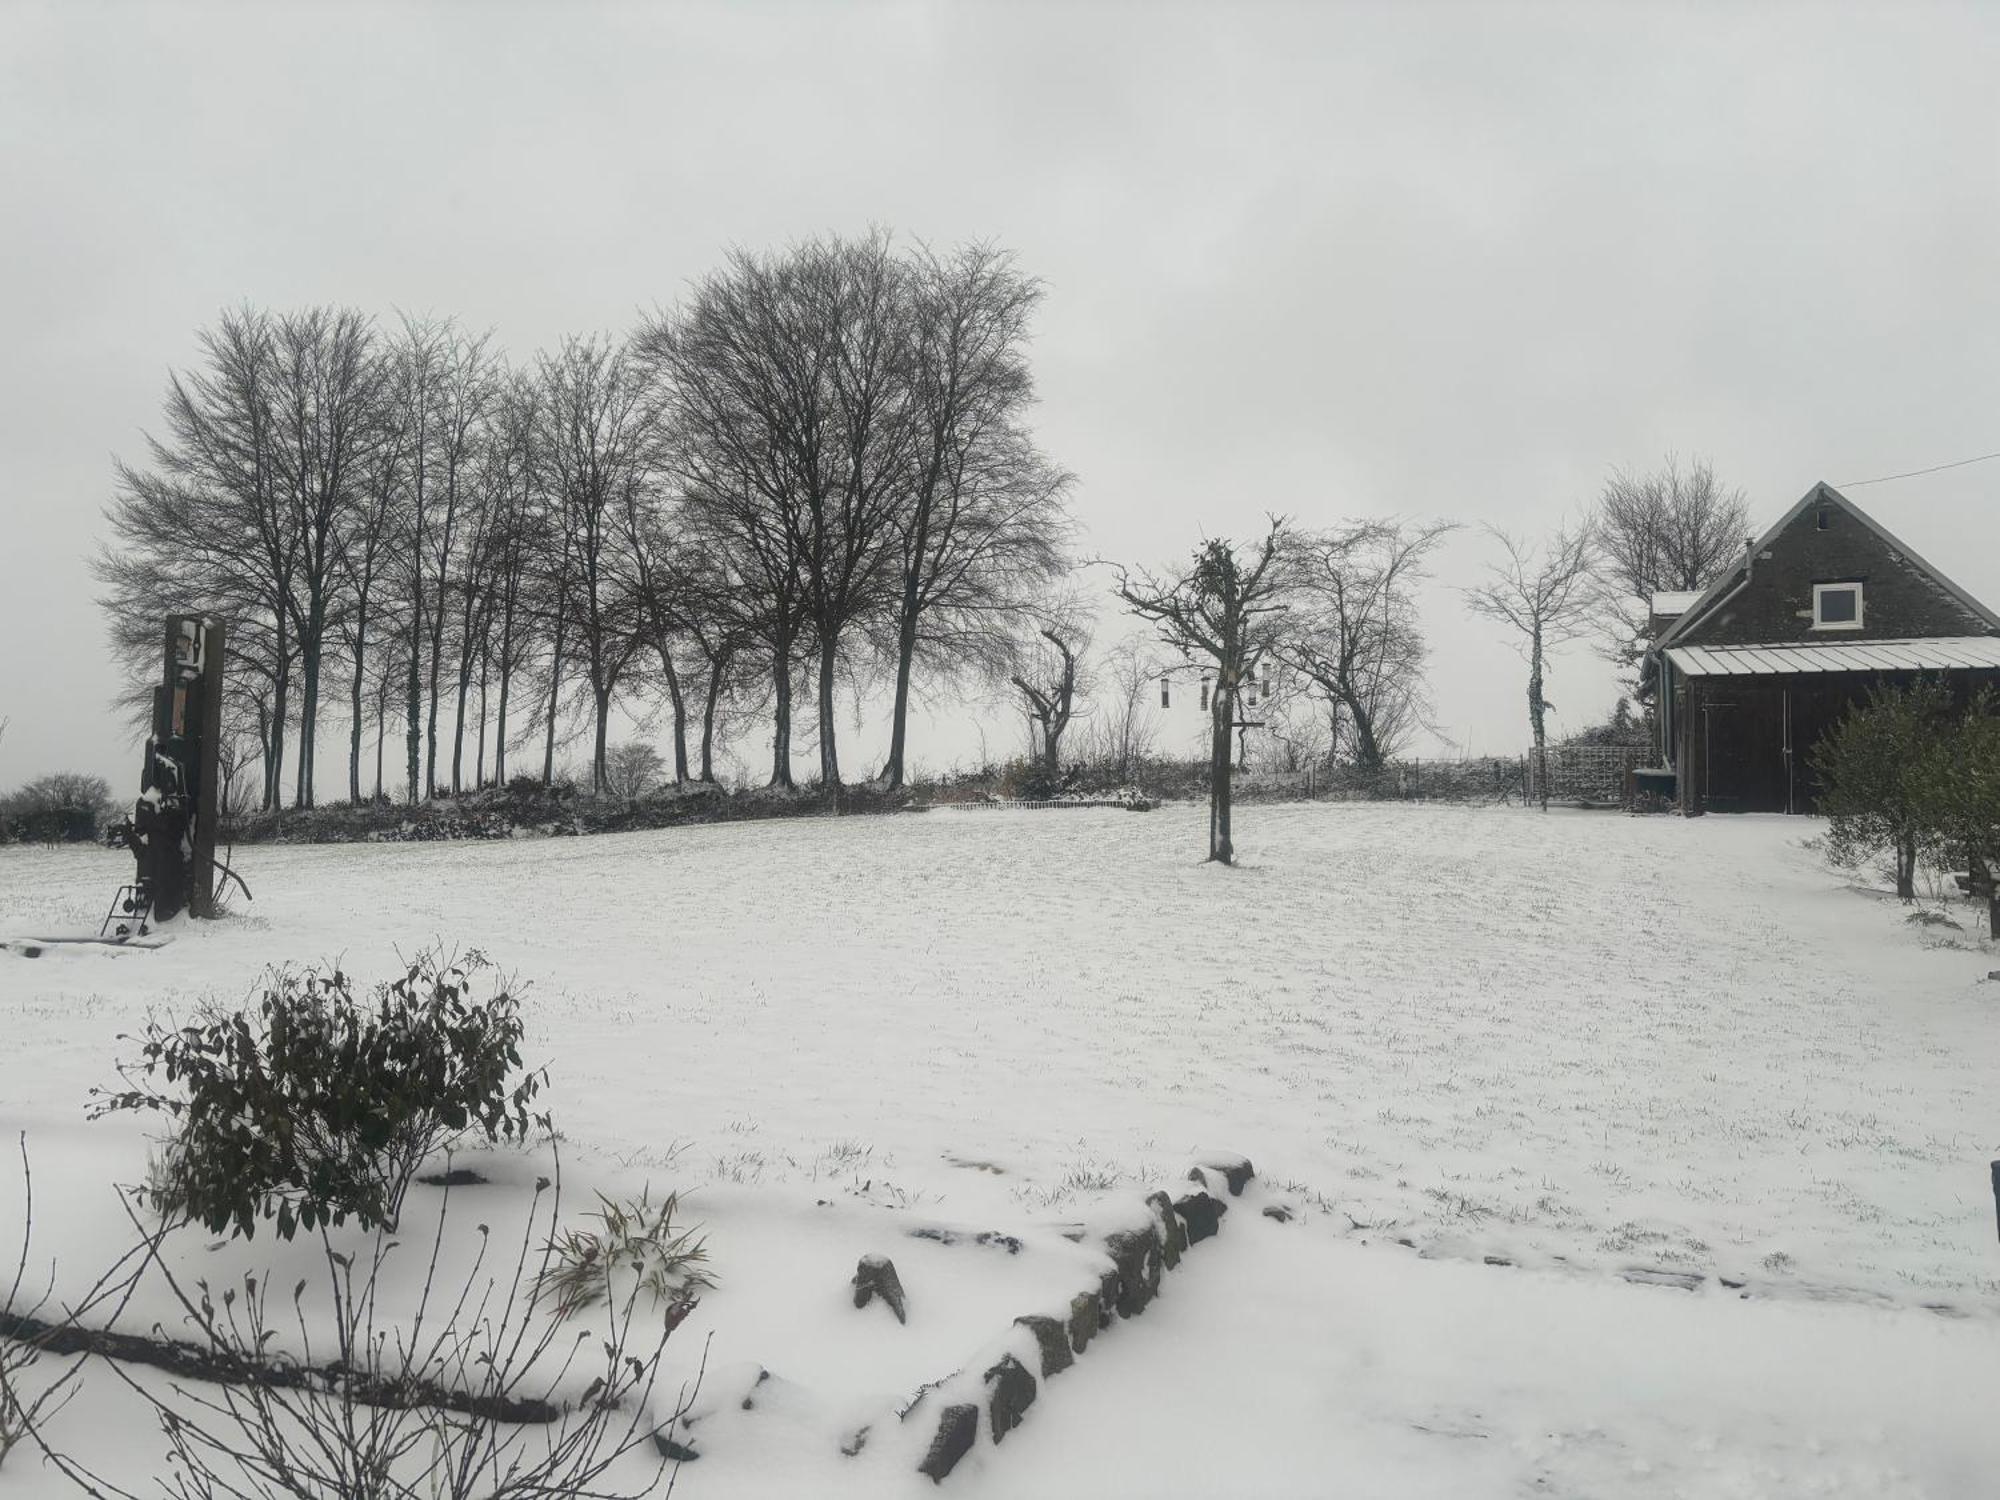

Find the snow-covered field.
[{"left": 3, "top": 801, "right": 1998, "bottom": 1497}]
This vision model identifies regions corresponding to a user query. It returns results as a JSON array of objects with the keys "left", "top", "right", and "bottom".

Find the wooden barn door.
[{"left": 1700, "top": 686, "right": 1790, "bottom": 813}]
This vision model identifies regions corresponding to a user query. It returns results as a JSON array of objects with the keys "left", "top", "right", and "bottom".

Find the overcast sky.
[{"left": 3, "top": 0, "right": 1997, "bottom": 795}]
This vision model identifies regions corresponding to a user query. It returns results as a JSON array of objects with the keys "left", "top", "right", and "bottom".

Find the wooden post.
[
  {"left": 1991, "top": 1160, "right": 1999, "bottom": 1245},
  {"left": 188, "top": 618, "right": 225, "bottom": 917},
  {"left": 135, "top": 616, "right": 226, "bottom": 921}
]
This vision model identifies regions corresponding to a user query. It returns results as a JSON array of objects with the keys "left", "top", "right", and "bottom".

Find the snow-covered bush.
[
  {"left": 94, "top": 950, "right": 546, "bottom": 1240},
  {"left": 535, "top": 1185, "right": 715, "bottom": 1320}
]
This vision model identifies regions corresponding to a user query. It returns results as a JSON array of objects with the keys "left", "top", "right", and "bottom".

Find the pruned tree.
[
  {"left": 1112, "top": 520, "right": 1297, "bottom": 864},
  {"left": 1009, "top": 611, "right": 1089, "bottom": 780},
  {"left": 1463, "top": 521, "right": 1599, "bottom": 810},
  {"left": 1280, "top": 518, "right": 1455, "bottom": 772}
]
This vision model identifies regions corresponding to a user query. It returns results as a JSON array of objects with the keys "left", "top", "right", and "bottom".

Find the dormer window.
[{"left": 1812, "top": 581, "right": 1864, "bottom": 631}]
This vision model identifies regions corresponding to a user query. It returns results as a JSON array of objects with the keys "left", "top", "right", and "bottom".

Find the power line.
[{"left": 1840, "top": 449, "right": 2000, "bottom": 488}]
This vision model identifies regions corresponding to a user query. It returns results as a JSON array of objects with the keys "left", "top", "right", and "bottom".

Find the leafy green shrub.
[
  {"left": 535, "top": 1186, "right": 714, "bottom": 1320},
  {"left": 94, "top": 949, "right": 545, "bottom": 1240},
  {"left": 1910, "top": 689, "right": 2000, "bottom": 931},
  {"left": 1812, "top": 678, "right": 1955, "bottom": 899}
]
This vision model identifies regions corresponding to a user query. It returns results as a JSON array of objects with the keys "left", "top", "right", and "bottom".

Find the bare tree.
[
  {"left": 636, "top": 260, "right": 818, "bottom": 789},
  {"left": 1089, "top": 636, "right": 1163, "bottom": 781},
  {"left": 99, "top": 309, "right": 302, "bottom": 808},
  {"left": 1596, "top": 454, "right": 1749, "bottom": 599},
  {"left": 1463, "top": 521, "right": 1599, "bottom": 810},
  {"left": 1112, "top": 520, "right": 1297, "bottom": 864},
  {"left": 602, "top": 741, "right": 665, "bottom": 801},
  {"left": 335, "top": 340, "right": 406, "bottom": 805},
  {"left": 648, "top": 530, "right": 767, "bottom": 784},
  {"left": 1595, "top": 455, "right": 1749, "bottom": 699},
  {"left": 481, "top": 373, "right": 544, "bottom": 787},
  {"left": 795, "top": 233, "right": 914, "bottom": 786},
  {"left": 263, "top": 308, "right": 383, "bottom": 808},
  {"left": 1009, "top": 611, "right": 1089, "bottom": 779},
  {"left": 535, "top": 336, "right": 648, "bottom": 793},
  {"left": 880, "top": 242, "right": 1071, "bottom": 788},
  {"left": 423, "top": 327, "right": 498, "bottom": 797},
  {"left": 1280, "top": 518, "right": 1454, "bottom": 772}
]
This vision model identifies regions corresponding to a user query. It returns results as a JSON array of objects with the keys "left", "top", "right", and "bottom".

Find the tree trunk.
[
  {"left": 405, "top": 611, "right": 423, "bottom": 804},
  {"left": 816, "top": 631, "right": 841, "bottom": 786},
  {"left": 268, "top": 626, "right": 290, "bottom": 812},
  {"left": 1895, "top": 831, "right": 1917, "bottom": 900},
  {"left": 883, "top": 565, "right": 925, "bottom": 789},
  {"left": 348, "top": 607, "right": 368, "bottom": 804},
  {"left": 297, "top": 602, "right": 325, "bottom": 810},
  {"left": 426, "top": 643, "right": 443, "bottom": 798},
  {"left": 543, "top": 619, "right": 566, "bottom": 783},
  {"left": 451, "top": 655, "right": 473, "bottom": 793},
  {"left": 657, "top": 643, "right": 690, "bottom": 784},
  {"left": 1345, "top": 692, "right": 1384, "bottom": 774},
  {"left": 257, "top": 696, "right": 276, "bottom": 811},
  {"left": 495, "top": 657, "right": 511, "bottom": 786},
  {"left": 476, "top": 653, "right": 488, "bottom": 790},
  {"left": 700, "top": 656, "right": 726, "bottom": 783},
  {"left": 1529, "top": 628, "right": 1549, "bottom": 813},
  {"left": 591, "top": 685, "right": 612, "bottom": 793},
  {"left": 770, "top": 640, "right": 794, "bottom": 789},
  {"left": 1209, "top": 678, "right": 1235, "bottom": 864}
]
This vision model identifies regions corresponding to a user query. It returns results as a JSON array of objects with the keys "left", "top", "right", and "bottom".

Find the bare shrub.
[
  {"left": 37, "top": 1164, "right": 702, "bottom": 1500},
  {"left": 0, "top": 1137, "right": 85, "bottom": 1471}
]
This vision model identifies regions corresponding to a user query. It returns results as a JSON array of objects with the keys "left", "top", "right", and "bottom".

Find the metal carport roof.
[{"left": 1665, "top": 636, "right": 2000, "bottom": 677}]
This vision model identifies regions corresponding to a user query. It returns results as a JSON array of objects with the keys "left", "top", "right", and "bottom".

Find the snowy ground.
[{"left": 2, "top": 802, "right": 1998, "bottom": 1497}]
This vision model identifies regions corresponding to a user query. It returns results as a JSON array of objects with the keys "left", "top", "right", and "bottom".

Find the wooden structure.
[
  {"left": 122, "top": 616, "right": 226, "bottom": 923},
  {"left": 1644, "top": 483, "right": 2000, "bottom": 814}
]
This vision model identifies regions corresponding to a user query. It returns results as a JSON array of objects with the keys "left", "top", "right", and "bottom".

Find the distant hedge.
[{"left": 223, "top": 776, "right": 915, "bottom": 846}]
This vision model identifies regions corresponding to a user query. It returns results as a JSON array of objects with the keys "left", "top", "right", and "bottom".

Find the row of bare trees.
[{"left": 96, "top": 235, "right": 1073, "bottom": 806}]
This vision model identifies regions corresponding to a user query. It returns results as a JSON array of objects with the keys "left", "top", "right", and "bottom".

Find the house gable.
[{"left": 1668, "top": 482, "right": 2000, "bottom": 649}]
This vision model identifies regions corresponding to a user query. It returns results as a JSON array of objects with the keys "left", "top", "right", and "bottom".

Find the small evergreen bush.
[
  {"left": 1813, "top": 678, "right": 1955, "bottom": 899},
  {"left": 95, "top": 949, "right": 545, "bottom": 1240}
]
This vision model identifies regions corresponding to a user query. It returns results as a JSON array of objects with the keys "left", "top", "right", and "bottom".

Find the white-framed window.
[{"left": 1812, "top": 581, "right": 1864, "bottom": 631}]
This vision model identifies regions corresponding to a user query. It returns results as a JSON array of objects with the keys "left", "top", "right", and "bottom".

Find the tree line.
[
  {"left": 96, "top": 234, "right": 1072, "bottom": 808},
  {"left": 95, "top": 228, "right": 1762, "bottom": 834}
]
